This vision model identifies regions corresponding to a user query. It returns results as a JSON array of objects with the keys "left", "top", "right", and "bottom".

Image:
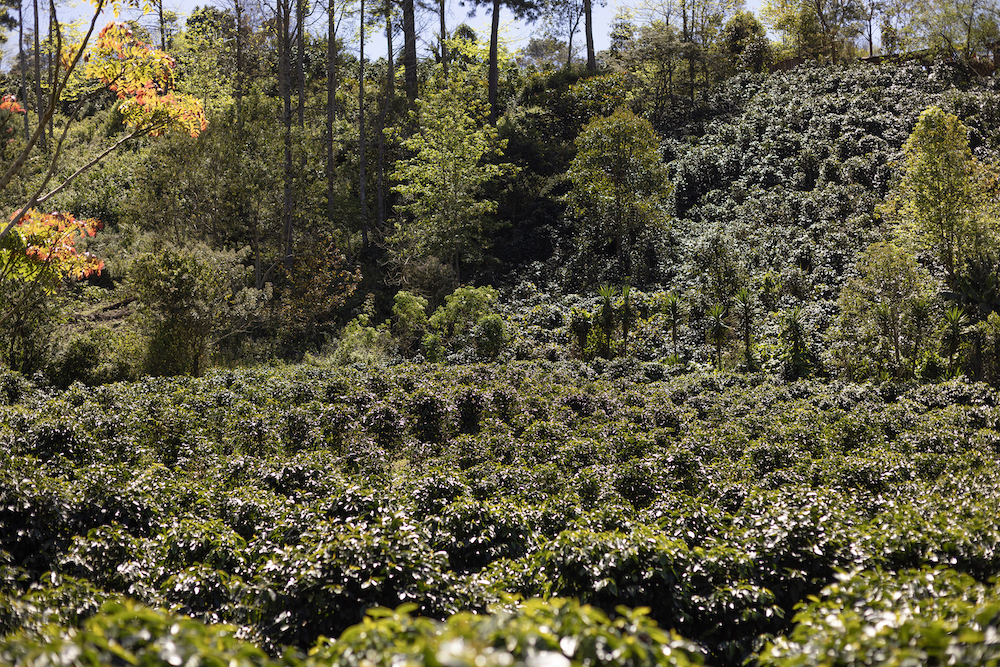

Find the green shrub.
[
  {"left": 408, "top": 388, "right": 454, "bottom": 443},
  {"left": 760, "top": 568, "right": 1000, "bottom": 667},
  {"left": 314, "top": 598, "right": 705, "bottom": 667},
  {"left": 473, "top": 313, "right": 509, "bottom": 359},
  {"left": 0, "top": 369, "right": 29, "bottom": 405},
  {"left": 0, "top": 601, "right": 278, "bottom": 666},
  {"left": 330, "top": 318, "right": 397, "bottom": 366},
  {"left": 429, "top": 286, "right": 499, "bottom": 345},
  {"left": 392, "top": 290, "right": 429, "bottom": 356},
  {"left": 130, "top": 246, "right": 234, "bottom": 376},
  {"left": 421, "top": 331, "right": 445, "bottom": 362}
]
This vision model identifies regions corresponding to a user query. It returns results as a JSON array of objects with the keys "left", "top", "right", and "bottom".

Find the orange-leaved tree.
[
  {"left": 0, "top": 8, "right": 207, "bottom": 369},
  {"left": 0, "top": 209, "right": 106, "bottom": 369},
  {"left": 0, "top": 17, "right": 207, "bottom": 245}
]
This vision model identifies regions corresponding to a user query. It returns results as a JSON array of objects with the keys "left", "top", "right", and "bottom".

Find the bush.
[
  {"left": 0, "top": 601, "right": 278, "bottom": 666},
  {"left": 314, "top": 598, "right": 705, "bottom": 667},
  {"left": 760, "top": 567, "right": 1000, "bottom": 667},
  {"left": 429, "top": 286, "right": 499, "bottom": 346},
  {"left": 130, "top": 245, "right": 237, "bottom": 376},
  {"left": 392, "top": 291, "right": 429, "bottom": 357},
  {"left": 330, "top": 318, "right": 397, "bottom": 367},
  {"left": 473, "top": 313, "right": 509, "bottom": 359}
]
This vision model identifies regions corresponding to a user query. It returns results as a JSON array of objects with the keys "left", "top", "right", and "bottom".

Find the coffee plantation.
[{"left": 3, "top": 363, "right": 1000, "bottom": 665}]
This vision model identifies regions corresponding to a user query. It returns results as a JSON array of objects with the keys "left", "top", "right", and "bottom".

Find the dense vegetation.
[
  {"left": 4, "top": 0, "right": 1000, "bottom": 663},
  {"left": 5, "top": 363, "right": 1000, "bottom": 666}
]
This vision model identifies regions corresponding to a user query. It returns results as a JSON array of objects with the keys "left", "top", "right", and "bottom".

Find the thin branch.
[
  {"left": 36, "top": 124, "right": 163, "bottom": 206},
  {"left": 0, "top": 0, "right": 106, "bottom": 243}
]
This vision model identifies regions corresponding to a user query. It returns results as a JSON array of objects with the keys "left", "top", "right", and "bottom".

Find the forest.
[{"left": 4, "top": 0, "right": 1000, "bottom": 663}]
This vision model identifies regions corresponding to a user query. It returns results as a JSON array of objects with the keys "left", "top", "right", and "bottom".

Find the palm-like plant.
[
  {"left": 707, "top": 302, "right": 728, "bottom": 368},
  {"left": 664, "top": 292, "right": 683, "bottom": 362},
  {"left": 620, "top": 279, "right": 632, "bottom": 356},
  {"left": 733, "top": 287, "right": 755, "bottom": 369},
  {"left": 944, "top": 305, "right": 969, "bottom": 376},
  {"left": 597, "top": 283, "right": 617, "bottom": 359}
]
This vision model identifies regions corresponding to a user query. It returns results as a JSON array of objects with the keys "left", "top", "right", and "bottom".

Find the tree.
[
  {"left": 782, "top": 306, "right": 811, "bottom": 378},
  {"left": 919, "top": 0, "right": 1000, "bottom": 59},
  {"left": 0, "top": 209, "right": 104, "bottom": 370},
  {"left": 0, "top": 19, "right": 207, "bottom": 246},
  {"left": 534, "top": 0, "right": 586, "bottom": 69},
  {"left": 519, "top": 34, "right": 570, "bottom": 67},
  {"left": 832, "top": 241, "right": 939, "bottom": 379},
  {"left": 761, "top": 0, "right": 823, "bottom": 58},
  {"left": 733, "top": 286, "right": 755, "bottom": 368},
  {"left": 390, "top": 74, "right": 516, "bottom": 282},
  {"left": 810, "top": 0, "right": 863, "bottom": 63},
  {"left": 664, "top": 291, "right": 683, "bottom": 361},
  {"left": 466, "top": 0, "right": 540, "bottom": 123},
  {"left": 878, "top": 0, "right": 920, "bottom": 54},
  {"left": 173, "top": 7, "right": 238, "bottom": 114},
  {"left": 402, "top": 0, "right": 417, "bottom": 100},
  {"left": 584, "top": 0, "right": 596, "bottom": 69},
  {"left": 129, "top": 245, "right": 271, "bottom": 376},
  {"left": 943, "top": 305, "right": 969, "bottom": 376},
  {"left": 888, "top": 106, "right": 999, "bottom": 282},
  {"left": 566, "top": 108, "right": 671, "bottom": 282},
  {"left": 706, "top": 302, "right": 727, "bottom": 368},
  {"left": 720, "top": 10, "right": 771, "bottom": 73}
]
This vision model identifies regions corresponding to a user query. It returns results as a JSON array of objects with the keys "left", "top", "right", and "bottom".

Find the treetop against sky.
[{"left": 9, "top": 0, "right": 765, "bottom": 69}]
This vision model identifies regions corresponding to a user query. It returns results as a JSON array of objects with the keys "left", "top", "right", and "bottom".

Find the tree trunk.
[
  {"left": 235, "top": 0, "right": 245, "bottom": 129},
  {"left": 33, "top": 0, "right": 44, "bottom": 150},
  {"left": 158, "top": 0, "right": 166, "bottom": 49},
  {"left": 584, "top": 0, "right": 595, "bottom": 71},
  {"left": 402, "top": 0, "right": 417, "bottom": 101},
  {"left": 327, "top": 0, "right": 337, "bottom": 226},
  {"left": 488, "top": 0, "right": 500, "bottom": 124},
  {"left": 278, "top": 0, "right": 295, "bottom": 269},
  {"left": 358, "top": 0, "right": 369, "bottom": 248},
  {"left": 18, "top": 0, "right": 28, "bottom": 142},
  {"left": 377, "top": 8, "right": 393, "bottom": 231},
  {"left": 439, "top": 0, "right": 448, "bottom": 78},
  {"left": 296, "top": 0, "right": 305, "bottom": 127}
]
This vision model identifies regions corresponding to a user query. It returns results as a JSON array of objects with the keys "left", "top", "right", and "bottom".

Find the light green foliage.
[
  {"left": 917, "top": 0, "right": 1000, "bottom": 58},
  {"left": 831, "top": 242, "right": 939, "bottom": 379},
  {"left": 390, "top": 76, "right": 517, "bottom": 281},
  {"left": 392, "top": 290, "right": 429, "bottom": 357},
  {"left": 761, "top": 568, "right": 1000, "bottom": 667},
  {"left": 565, "top": 108, "right": 671, "bottom": 282},
  {"left": 317, "top": 598, "right": 704, "bottom": 667},
  {"left": 130, "top": 244, "right": 259, "bottom": 376},
  {"left": 331, "top": 318, "right": 396, "bottom": 367},
  {"left": 569, "top": 307, "right": 593, "bottom": 354},
  {"left": 889, "top": 106, "right": 999, "bottom": 280},
  {"left": 760, "top": 0, "right": 823, "bottom": 59},
  {"left": 428, "top": 286, "right": 499, "bottom": 343},
  {"left": 172, "top": 7, "right": 236, "bottom": 116}
]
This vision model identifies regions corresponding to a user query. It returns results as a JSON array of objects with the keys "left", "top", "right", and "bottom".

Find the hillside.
[{"left": 4, "top": 5, "right": 1000, "bottom": 663}]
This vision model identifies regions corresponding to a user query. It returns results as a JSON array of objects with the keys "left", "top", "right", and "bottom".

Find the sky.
[{"left": 15, "top": 0, "right": 764, "bottom": 69}]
